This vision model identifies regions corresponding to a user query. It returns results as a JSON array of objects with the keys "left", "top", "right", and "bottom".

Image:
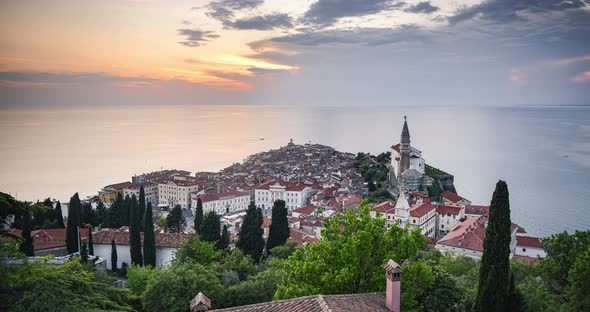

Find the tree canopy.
[{"left": 236, "top": 202, "right": 265, "bottom": 263}]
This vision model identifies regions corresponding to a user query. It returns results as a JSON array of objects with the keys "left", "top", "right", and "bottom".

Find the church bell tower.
[{"left": 400, "top": 116, "right": 411, "bottom": 174}]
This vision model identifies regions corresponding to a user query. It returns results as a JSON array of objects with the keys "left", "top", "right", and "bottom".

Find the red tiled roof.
[
  {"left": 9, "top": 228, "right": 88, "bottom": 251},
  {"left": 516, "top": 236, "right": 543, "bottom": 249},
  {"left": 441, "top": 191, "right": 466, "bottom": 203},
  {"left": 211, "top": 293, "right": 387, "bottom": 312},
  {"left": 437, "top": 205, "right": 462, "bottom": 215},
  {"left": 410, "top": 203, "right": 436, "bottom": 218},
  {"left": 88, "top": 227, "right": 185, "bottom": 248},
  {"left": 371, "top": 201, "right": 394, "bottom": 213},
  {"left": 391, "top": 143, "right": 401, "bottom": 153},
  {"left": 437, "top": 216, "right": 487, "bottom": 252},
  {"left": 288, "top": 228, "right": 318, "bottom": 246},
  {"left": 293, "top": 205, "right": 317, "bottom": 216},
  {"left": 194, "top": 191, "right": 250, "bottom": 203},
  {"left": 106, "top": 181, "right": 135, "bottom": 190},
  {"left": 464, "top": 205, "right": 489, "bottom": 216}
]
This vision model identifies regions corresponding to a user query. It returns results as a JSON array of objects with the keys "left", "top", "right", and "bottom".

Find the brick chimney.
[
  {"left": 384, "top": 259, "right": 403, "bottom": 312},
  {"left": 190, "top": 292, "right": 211, "bottom": 312}
]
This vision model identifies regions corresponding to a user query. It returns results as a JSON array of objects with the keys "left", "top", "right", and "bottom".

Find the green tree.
[
  {"left": 129, "top": 194, "right": 143, "bottom": 266},
  {"left": 421, "top": 266, "right": 461, "bottom": 312},
  {"left": 81, "top": 203, "right": 99, "bottom": 226},
  {"left": 219, "top": 224, "right": 230, "bottom": 250},
  {"left": 80, "top": 242, "right": 88, "bottom": 264},
  {"left": 19, "top": 209, "right": 34, "bottom": 256},
  {"left": 400, "top": 260, "right": 435, "bottom": 311},
  {"left": 200, "top": 211, "right": 221, "bottom": 244},
  {"left": 236, "top": 202, "right": 265, "bottom": 263},
  {"left": 476, "top": 180, "right": 512, "bottom": 312},
  {"left": 123, "top": 195, "right": 131, "bottom": 226},
  {"left": 268, "top": 241, "right": 298, "bottom": 260},
  {"left": 55, "top": 201, "right": 65, "bottom": 228},
  {"left": 174, "top": 235, "right": 222, "bottom": 265},
  {"left": 166, "top": 204, "right": 185, "bottom": 233},
  {"left": 267, "top": 200, "right": 289, "bottom": 252},
  {"left": 141, "top": 262, "right": 224, "bottom": 312},
  {"left": 95, "top": 201, "right": 106, "bottom": 227},
  {"left": 126, "top": 264, "right": 155, "bottom": 297},
  {"left": 105, "top": 193, "right": 125, "bottom": 228},
  {"left": 566, "top": 245, "right": 590, "bottom": 311},
  {"left": 87, "top": 225, "right": 94, "bottom": 256},
  {"left": 138, "top": 186, "right": 146, "bottom": 231},
  {"left": 111, "top": 239, "right": 118, "bottom": 272},
  {"left": 143, "top": 202, "right": 157, "bottom": 267},
  {"left": 66, "top": 193, "right": 81, "bottom": 254},
  {"left": 222, "top": 260, "right": 287, "bottom": 308},
  {"left": 219, "top": 248, "right": 257, "bottom": 281},
  {"left": 194, "top": 198, "right": 204, "bottom": 234},
  {"left": 274, "top": 200, "right": 425, "bottom": 300}
]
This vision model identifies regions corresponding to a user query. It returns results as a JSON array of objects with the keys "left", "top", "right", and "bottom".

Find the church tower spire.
[{"left": 400, "top": 116, "right": 411, "bottom": 174}]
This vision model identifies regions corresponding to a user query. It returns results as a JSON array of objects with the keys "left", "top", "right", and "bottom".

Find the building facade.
[
  {"left": 255, "top": 180, "right": 311, "bottom": 211},
  {"left": 409, "top": 203, "right": 437, "bottom": 237},
  {"left": 123, "top": 182, "right": 159, "bottom": 206},
  {"left": 192, "top": 191, "right": 251, "bottom": 215},
  {"left": 158, "top": 177, "right": 200, "bottom": 209}
]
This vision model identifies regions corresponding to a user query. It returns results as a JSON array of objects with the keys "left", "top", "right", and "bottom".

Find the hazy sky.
[{"left": 1, "top": 0, "right": 589, "bottom": 107}]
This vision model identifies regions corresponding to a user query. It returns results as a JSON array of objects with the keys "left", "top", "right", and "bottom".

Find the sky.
[{"left": 0, "top": 0, "right": 589, "bottom": 107}]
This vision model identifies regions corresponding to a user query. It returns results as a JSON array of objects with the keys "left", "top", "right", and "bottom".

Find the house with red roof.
[
  {"left": 409, "top": 203, "right": 437, "bottom": 237},
  {"left": 441, "top": 191, "right": 472, "bottom": 206},
  {"left": 464, "top": 205, "right": 489, "bottom": 218},
  {"left": 435, "top": 216, "right": 520, "bottom": 259},
  {"left": 86, "top": 227, "right": 185, "bottom": 268},
  {"left": 515, "top": 235, "right": 546, "bottom": 259},
  {"left": 9, "top": 228, "right": 89, "bottom": 257},
  {"left": 255, "top": 179, "right": 312, "bottom": 211},
  {"left": 191, "top": 190, "right": 251, "bottom": 216},
  {"left": 436, "top": 205, "right": 465, "bottom": 236}
]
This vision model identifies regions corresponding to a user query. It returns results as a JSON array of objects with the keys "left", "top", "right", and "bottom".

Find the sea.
[{"left": 1, "top": 105, "right": 589, "bottom": 237}]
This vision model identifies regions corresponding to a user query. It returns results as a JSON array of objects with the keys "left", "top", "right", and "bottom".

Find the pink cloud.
[{"left": 572, "top": 71, "right": 590, "bottom": 83}]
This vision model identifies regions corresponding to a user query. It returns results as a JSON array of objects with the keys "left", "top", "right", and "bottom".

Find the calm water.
[{"left": 1, "top": 105, "right": 589, "bottom": 237}]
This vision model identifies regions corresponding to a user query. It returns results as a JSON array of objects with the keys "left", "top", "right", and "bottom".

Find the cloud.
[
  {"left": 268, "top": 24, "right": 434, "bottom": 47},
  {"left": 404, "top": 1, "right": 440, "bottom": 14},
  {"left": 302, "top": 0, "right": 404, "bottom": 26},
  {"left": 177, "top": 29, "right": 220, "bottom": 47},
  {"left": 223, "top": 13, "right": 293, "bottom": 30},
  {"left": 449, "top": 0, "right": 589, "bottom": 25},
  {"left": 572, "top": 71, "right": 590, "bottom": 83},
  {"left": 205, "top": 0, "right": 264, "bottom": 21}
]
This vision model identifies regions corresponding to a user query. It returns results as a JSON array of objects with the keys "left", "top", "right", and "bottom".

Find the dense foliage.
[
  {"left": 66, "top": 193, "right": 81, "bottom": 254},
  {"left": 129, "top": 195, "right": 143, "bottom": 266},
  {"left": 143, "top": 202, "right": 156, "bottom": 267},
  {"left": 166, "top": 204, "right": 185, "bottom": 233},
  {"left": 200, "top": 211, "right": 221, "bottom": 244},
  {"left": 194, "top": 198, "right": 204, "bottom": 234}
]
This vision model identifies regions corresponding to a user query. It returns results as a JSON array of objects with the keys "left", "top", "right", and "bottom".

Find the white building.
[
  {"left": 515, "top": 235, "right": 546, "bottom": 259},
  {"left": 435, "top": 216, "right": 520, "bottom": 260},
  {"left": 192, "top": 191, "right": 251, "bottom": 215},
  {"left": 88, "top": 227, "right": 185, "bottom": 268},
  {"left": 123, "top": 182, "right": 159, "bottom": 206},
  {"left": 436, "top": 205, "right": 465, "bottom": 236},
  {"left": 255, "top": 180, "right": 311, "bottom": 211},
  {"left": 409, "top": 203, "right": 437, "bottom": 237},
  {"left": 157, "top": 177, "right": 200, "bottom": 209}
]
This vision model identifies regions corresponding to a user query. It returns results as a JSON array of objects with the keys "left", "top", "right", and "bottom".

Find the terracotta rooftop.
[
  {"left": 512, "top": 254, "right": 540, "bottom": 265},
  {"left": 210, "top": 293, "right": 387, "bottom": 312},
  {"left": 441, "top": 191, "right": 467, "bottom": 203},
  {"left": 293, "top": 205, "right": 317, "bottom": 216},
  {"left": 464, "top": 205, "right": 489, "bottom": 216},
  {"left": 516, "top": 236, "right": 543, "bottom": 249},
  {"left": 105, "top": 181, "right": 135, "bottom": 190},
  {"left": 437, "top": 205, "right": 462, "bottom": 215},
  {"left": 194, "top": 191, "right": 250, "bottom": 203},
  {"left": 87, "top": 227, "right": 185, "bottom": 248},
  {"left": 437, "top": 216, "right": 487, "bottom": 252},
  {"left": 410, "top": 203, "right": 436, "bottom": 218},
  {"left": 371, "top": 201, "right": 394, "bottom": 213},
  {"left": 10, "top": 228, "right": 88, "bottom": 251}
]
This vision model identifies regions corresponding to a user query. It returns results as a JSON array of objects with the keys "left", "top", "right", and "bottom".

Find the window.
[{"left": 522, "top": 248, "right": 526, "bottom": 252}]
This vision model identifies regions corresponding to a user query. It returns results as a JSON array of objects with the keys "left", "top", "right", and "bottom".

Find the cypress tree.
[
  {"left": 219, "top": 224, "right": 229, "bottom": 250},
  {"left": 138, "top": 186, "right": 146, "bottom": 231},
  {"left": 129, "top": 195, "right": 143, "bottom": 266},
  {"left": 66, "top": 193, "right": 81, "bottom": 254},
  {"left": 111, "top": 239, "right": 118, "bottom": 272},
  {"left": 123, "top": 195, "right": 131, "bottom": 226},
  {"left": 267, "top": 199, "right": 289, "bottom": 252},
  {"left": 87, "top": 225, "right": 94, "bottom": 256},
  {"left": 80, "top": 243, "right": 88, "bottom": 264},
  {"left": 166, "top": 205, "right": 185, "bottom": 233},
  {"left": 476, "top": 180, "right": 512, "bottom": 312},
  {"left": 55, "top": 201, "right": 65, "bottom": 228},
  {"left": 96, "top": 201, "right": 106, "bottom": 227},
  {"left": 200, "top": 211, "right": 221, "bottom": 243},
  {"left": 194, "top": 198, "right": 204, "bottom": 234},
  {"left": 143, "top": 202, "right": 157, "bottom": 267},
  {"left": 19, "top": 209, "right": 34, "bottom": 256},
  {"left": 236, "top": 202, "right": 265, "bottom": 263}
]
